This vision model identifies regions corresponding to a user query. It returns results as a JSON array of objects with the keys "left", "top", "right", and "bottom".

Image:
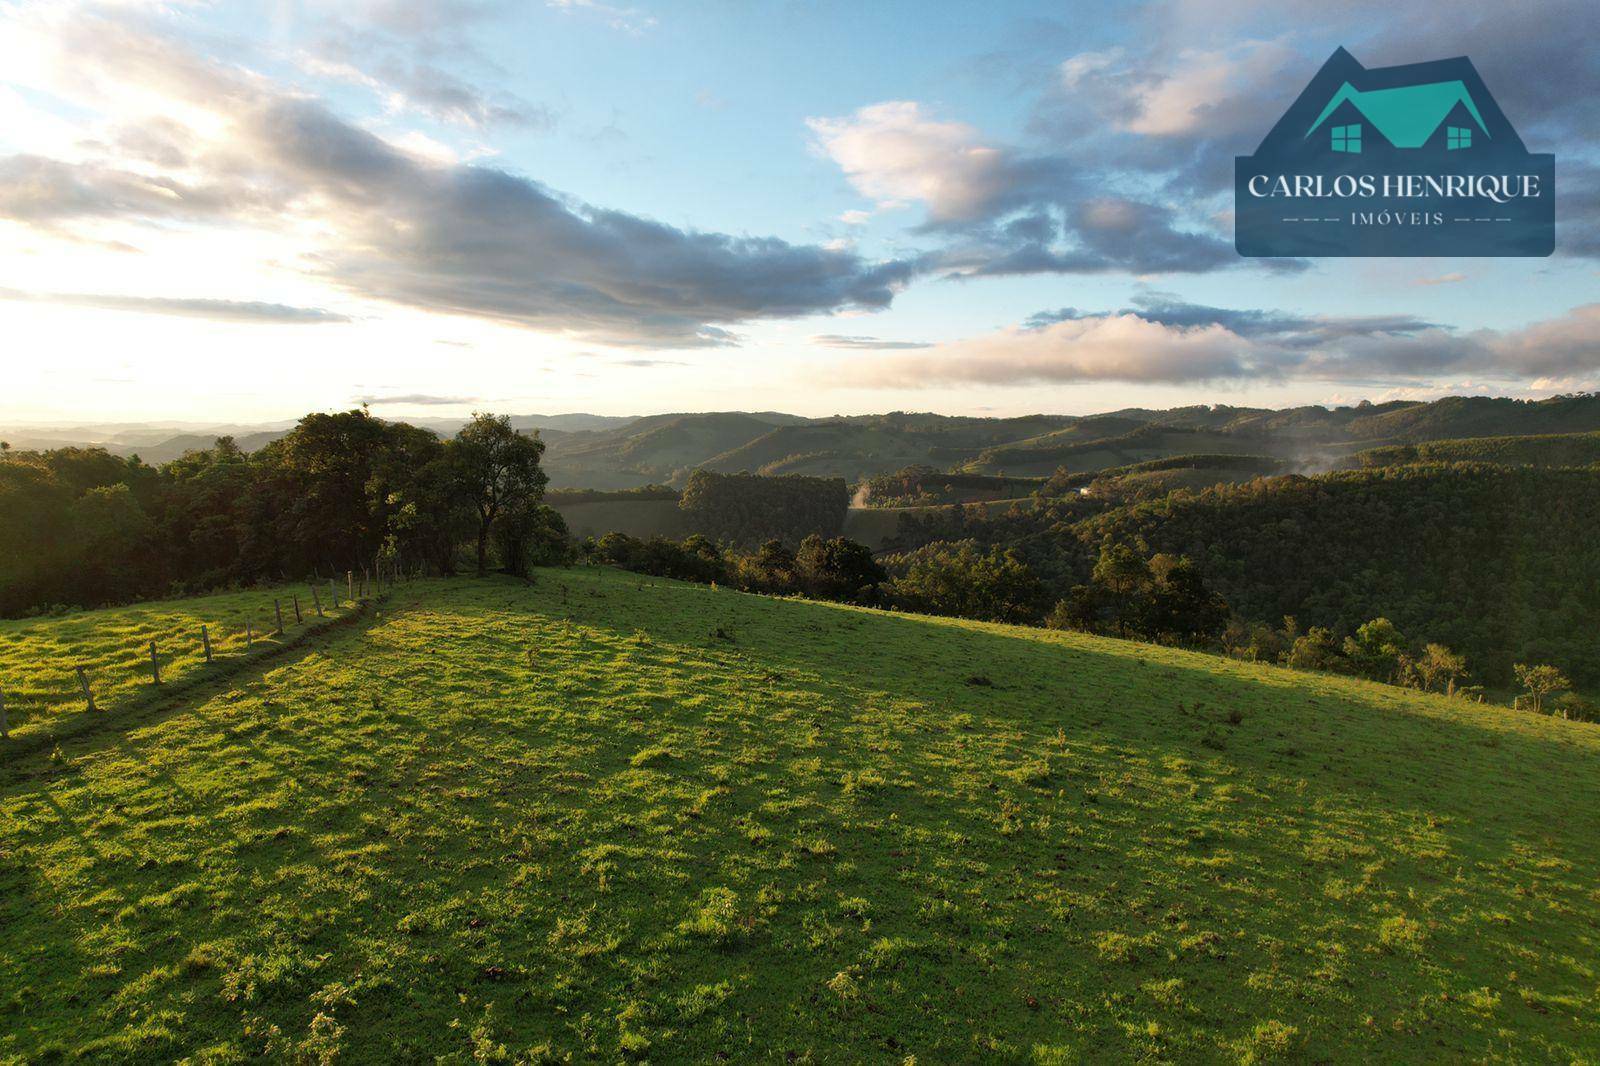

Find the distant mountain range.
[{"left": 8, "top": 394, "right": 1600, "bottom": 487}]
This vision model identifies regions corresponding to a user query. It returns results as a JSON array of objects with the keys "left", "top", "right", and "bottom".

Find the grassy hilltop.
[{"left": 2, "top": 569, "right": 1598, "bottom": 1061}]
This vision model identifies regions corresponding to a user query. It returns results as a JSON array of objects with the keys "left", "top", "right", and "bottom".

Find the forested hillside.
[
  {"left": 894, "top": 463, "right": 1600, "bottom": 686},
  {"left": 1348, "top": 430, "right": 1600, "bottom": 469}
]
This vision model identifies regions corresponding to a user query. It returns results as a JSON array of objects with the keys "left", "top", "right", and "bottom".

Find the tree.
[
  {"left": 755, "top": 539, "right": 796, "bottom": 584},
  {"left": 493, "top": 503, "right": 572, "bottom": 576},
  {"left": 1343, "top": 618, "right": 1407, "bottom": 683},
  {"left": 1145, "top": 554, "right": 1229, "bottom": 644},
  {"left": 1286, "top": 627, "right": 1344, "bottom": 672},
  {"left": 1513, "top": 663, "right": 1570, "bottom": 714},
  {"left": 795, "top": 534, "right": 885, "bottom": 603},
  {"left": 449, "top": 414, "right": 549, "bottom": 576},
  {"left": 1045, "top": 586, "right": 1101, "bottom": 632},
  {"left": 1415, "top": 643, "right": 1468, "bottom": 696},
  {"left": 1090, "top": 542, "right": 1153, "bottom": 638},
  {"left": 1550, "top": 692, "right": 1598, "bottom": 723}
]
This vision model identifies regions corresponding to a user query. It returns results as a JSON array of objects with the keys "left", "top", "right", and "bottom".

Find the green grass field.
[
  {"left": 0, "top": 584, "right": 362, "bottom": 743},
  {"left": 2, "top": 568, "right": 1597, "bottom": 1061}
]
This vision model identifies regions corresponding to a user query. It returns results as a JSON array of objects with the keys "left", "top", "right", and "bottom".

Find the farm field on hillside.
[{"left": 2, "top": 568, "right": 1597, "bottom": 1061}]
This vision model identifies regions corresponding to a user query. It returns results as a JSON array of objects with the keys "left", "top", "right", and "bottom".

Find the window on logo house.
[
  {"left": 1331, "top": 123, "right": 1361, "bottom": 153},
  {"left": 1447, "top": 125, "right": 1472, "bottom": 150}
]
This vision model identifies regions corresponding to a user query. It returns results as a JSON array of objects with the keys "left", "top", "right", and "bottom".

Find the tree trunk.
[{"left": 476, "top": 524, "right": 489, "bottom": 576}]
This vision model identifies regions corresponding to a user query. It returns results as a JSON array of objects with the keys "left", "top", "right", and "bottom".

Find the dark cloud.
[
  {"left": 0, "top": 287, "right": 351, "bottom": 324},
  {"left": 3, "top": 18, "right": 914, "bottom": 348}
]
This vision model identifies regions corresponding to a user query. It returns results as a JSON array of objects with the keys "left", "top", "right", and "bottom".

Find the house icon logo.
[{"left": 1236, "top": 48, "right": 1554, "bottom": 257}]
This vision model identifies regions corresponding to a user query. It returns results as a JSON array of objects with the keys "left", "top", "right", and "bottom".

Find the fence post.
[
  {"left": 312, "top": 585, "right": 324, "bottom": 617},
  {"left": 330, "top": 577, "right": 337, "bottom": 608},
  {"left": 1, "top": 689, "right": 9, "bottom": 739},
  {"left": 201, "top": 625, "right": 213, "bottom": 663},
  {"left": 150, "top": 640, "right": 161, "bottom": 684},
  {"left": 274, "top": 599, "right": 285, "bottom": 635},
  {"left": 347, "top": 570, "right": 354, "bottom": 604},
  {"left": 75, "top": 666, "right": 96, "bottom": 711},
  {"left": 246, "top": 621, "right": 254, "bottom": 649},
  {"left": 293, "top": 594, "right": 303, "bottom": 624}
]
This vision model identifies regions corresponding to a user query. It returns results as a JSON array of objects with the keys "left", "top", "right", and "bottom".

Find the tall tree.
[
  {"left": 1514, "top": 663, "right": 1570, "bottom": 714},
  {"left": 450, "top": 413, "right": 549, "bottom": 575}
]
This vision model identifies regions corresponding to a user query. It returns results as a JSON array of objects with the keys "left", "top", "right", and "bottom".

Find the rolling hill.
[
  {"left": 15, "top": 394, "right": 1600, "bottom": 490},
  {"left": 1346, "top": 430, "right": 1600, "bottom": 469},
  {"left": 2, "top": 568, "right": 1597, "bottom": 1060}
]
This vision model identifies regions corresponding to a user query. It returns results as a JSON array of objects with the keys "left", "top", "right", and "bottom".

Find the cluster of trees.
[
  {"left": 0, "top": 410, "right": 565, "bottom": 614},
  {"left": 590, "top": 532, "right": 885, "bottom": 604},
  {"left": 1221, "top": 615, "right": 1471, "bottom": 689},
  {"left": 678, "top": 470, "right": 849, "bottom": 547},
  {"left": 886, "top": 542, "right": 1051, "bottom": 624},
  {"left": 1046, "top": 544, "right": 1230, "bottom": 644},
  {"left": 544, "top": 485, "right": 680, "bottom": 506},
  {"left": 861, "top": 467, "right": 1043, "bottom": 508}
]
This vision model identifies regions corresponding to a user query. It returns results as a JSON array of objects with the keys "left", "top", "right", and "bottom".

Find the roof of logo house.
[
  {"left": 1305, "top": 80, "right": 1488, "bottom": 148},
  {"left": 1246, "top": 47, "right": 1534, "bottom": 159}
]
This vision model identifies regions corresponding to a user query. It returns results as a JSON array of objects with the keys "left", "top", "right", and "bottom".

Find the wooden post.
[
  {"left": 274, "top": 599, "right": 285, "bottom": 635},
  {"left": 347, "top": 570, "right": 354, "bottom": 604},
  {"left": 149, "top": 640, "right": 161, "bottom": 684},
  {"left": 292, "top": 594, "right": 302, "bottom": 624},
  {"left": 201, "top": 625, "right": 213, "bottom": 662},
  {"left": 245, "top": 621, "right": 254, "bottom": 649},
  {"left": 312, "top": 585, "right": 324, "bottom": 617},
  {"left": 76, "top": 666, "right": 96, "bottom": 711},
  {"left": 1, "top": 689, "right": 9, "bottom": 740}
]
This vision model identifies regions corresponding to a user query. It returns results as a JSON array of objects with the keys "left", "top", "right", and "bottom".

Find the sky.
[{"left": 0, "top": 0, "right": 1596, "bottom": 424}]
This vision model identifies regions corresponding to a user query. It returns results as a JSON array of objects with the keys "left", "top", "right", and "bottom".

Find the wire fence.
[{"left": 0, "top": 567, "right": 405, "bottom": 744}]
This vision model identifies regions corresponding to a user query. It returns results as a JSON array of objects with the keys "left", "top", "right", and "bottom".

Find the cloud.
[
  {"left": 810, "top": 334, "right": 934, "bottom": 350},
  {"left": 611, "top": 358, "right": 687, "bottom": 367},
  {"left": 807, "top": 102, "right": 1015, "bottom": 225},
  {"left": 807, "top": 100, "right": 1269, "bottom": 276},
  {"left": 355, "top": 392, "right": 478, "bottom": 405},
  {"left": 0, "top": 7, "right": 912, "bottom": 347},
  {"left": 839, "top": 297, "right": 1600, "bottom": 388},
  {"left": 840, "top": 313, "right": 1258, "bottom": 387},
  {"left": 302, "top": 48, "right": 554, "bottom": 131},
  {"left": 1413, "top": 272, "right": 1467, "bottom": 286},
  {"left": 0, "top": 287, "right": 351, "bottom": 324}
]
